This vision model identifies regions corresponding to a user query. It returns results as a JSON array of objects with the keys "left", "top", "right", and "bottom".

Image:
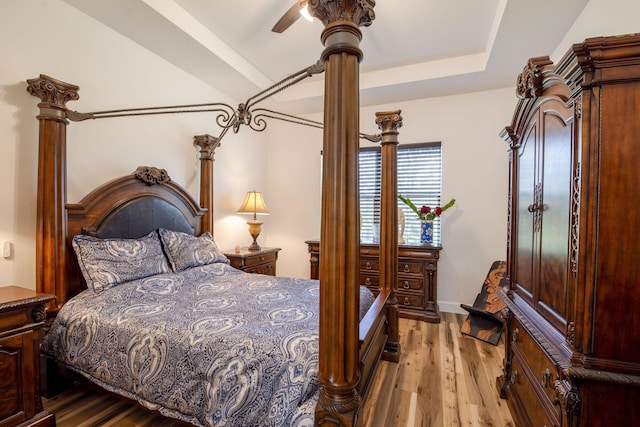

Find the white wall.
[{"left": 0, "top": 0, "right": 265, "bottom": 289}]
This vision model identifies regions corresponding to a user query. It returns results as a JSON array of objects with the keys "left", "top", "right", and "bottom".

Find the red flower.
[{"left": 398, "top": 195, "right": 456, "bottom": 221}]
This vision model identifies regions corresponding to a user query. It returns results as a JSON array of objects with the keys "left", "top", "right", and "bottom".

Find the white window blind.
[{"left": 359, "top": 142, "right": 443, "bottom": 245}]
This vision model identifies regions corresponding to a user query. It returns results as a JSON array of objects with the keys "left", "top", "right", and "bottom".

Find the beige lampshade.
[{"left": 237, "top": 191, "right": 269, "bottom": 220}]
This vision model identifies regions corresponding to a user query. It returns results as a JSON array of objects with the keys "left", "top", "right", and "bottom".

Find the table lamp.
[{"left": 237, "top": 190, "right": 269, "bottom": 251}]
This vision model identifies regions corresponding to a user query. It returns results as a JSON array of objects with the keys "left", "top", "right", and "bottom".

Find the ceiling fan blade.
[{"left": 272, "top": 1, "right": 303, "bottom": 33}]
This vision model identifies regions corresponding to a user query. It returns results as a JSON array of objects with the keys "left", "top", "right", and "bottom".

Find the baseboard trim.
[{"left": 438, "top": 301, "right": 466, "bottom": 315}]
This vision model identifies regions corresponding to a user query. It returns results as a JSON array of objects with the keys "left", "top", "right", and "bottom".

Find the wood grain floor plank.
[
  {"left": 439, "top": 314, "right": 462, "bottom": 426},
  {"left": 43, "top": 314, "right": 513, "bottom": 427},
  {"left": 416, "top": 314, "right": 443, "bottom": 427},
  {"left": 472, "top": 334, "right": 515, "bottom": 426},
  {"left": 360, "top": 360, "right": 399, "bottom": 427}
]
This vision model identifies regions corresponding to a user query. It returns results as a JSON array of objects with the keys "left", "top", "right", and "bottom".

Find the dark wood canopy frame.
[{"left": 27, "top": 2, "right": 401, "bottom": 425}]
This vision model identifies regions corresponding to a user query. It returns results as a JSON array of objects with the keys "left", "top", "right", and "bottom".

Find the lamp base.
[
  {"left": 247, "top": 220, "right": 263, "bottom": 252},
  {"left": 248, "top": 240, "right": 261, "bottom": 251}
]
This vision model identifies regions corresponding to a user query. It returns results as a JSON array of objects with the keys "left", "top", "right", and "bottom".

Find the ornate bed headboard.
[{"left": 62, "top": 166, "right": 207, "bottom": 305}]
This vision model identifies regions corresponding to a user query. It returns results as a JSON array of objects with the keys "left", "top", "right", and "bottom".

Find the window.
[{"left": 359, "top": 142, "right": 443, "bottom": 245}]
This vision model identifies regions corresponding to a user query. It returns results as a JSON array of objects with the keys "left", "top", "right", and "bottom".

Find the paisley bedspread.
[{"left": 41, "top": 263, "right": 375, "bottom": 426}]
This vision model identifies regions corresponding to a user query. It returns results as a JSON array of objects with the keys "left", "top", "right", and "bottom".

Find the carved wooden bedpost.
[
  {"left": 376, "top": 110, "right": 402, "bottom": 363},
  {"left": 309, "top": 1, "right": 375, "bottom": 425},
  {"left": 26, "top": 75, "right": 79, "bottom": 311},
  {"left": 194, "top": 134, "right": 220, "bottom": 235}
]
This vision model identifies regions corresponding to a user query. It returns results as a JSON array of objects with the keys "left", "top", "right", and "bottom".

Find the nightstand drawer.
[
  {"left": 242, "top": 251, "right": 277, "bottom": 268},
  {"left": 0, "top": 286, "right": 55, "bottom": 427},
  {"left": 0, "top": 310, "right": 31, "bottom": 333},
  {"left": 223, "top": 247, "right": 281, "bottom": 276},
  {"left": 244, "top": 263, "right": 275, "bottom": 275}
]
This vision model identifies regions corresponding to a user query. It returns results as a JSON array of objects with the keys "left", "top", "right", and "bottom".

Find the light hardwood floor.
[{"left": 43, "top": 312, "right": 514, "bottom": 427}]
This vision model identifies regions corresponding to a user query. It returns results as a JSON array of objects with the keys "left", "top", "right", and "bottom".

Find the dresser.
[
  {"left": 306, "top": 240, "right": 441, "bottom": 322},
  {"left": 0, "top": 286, "right": 56, "bottom": 427},
  {"left": 498, "top": 34, "right": 640, "bottom": 426},
  {"left": 223, "top": 247, "right": 280, "bottom": 276}
]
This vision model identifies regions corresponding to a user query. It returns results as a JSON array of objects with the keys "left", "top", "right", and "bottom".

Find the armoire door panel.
[
  {"left": 515, "top": 123, "right": 537, "bottom": 303},
  {"left": 538, "top": 107, "right": 572, "bottom": 330}
]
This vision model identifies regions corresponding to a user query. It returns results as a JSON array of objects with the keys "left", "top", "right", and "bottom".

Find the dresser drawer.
[
  {"left": 360, "top": 274, "right": 379, "bottom": 293},
  {"left": 397, "top": 259, "right": 424, "bottom": 275},
  {"left": 361, "top": 274, "right": 425, "bottom": 295},
  {"left": 510, "top": 317, "right": 561, "bottom": 415},
  {"left": 397, "top": 292, "right": 425, "bottom": 311},
  {"left": 397, "top": 277, "right": 424, "bottom": 292},
  {"left": 508, "top": 352, "right": 560, "bottom": 427},
  {"left": 361, "top": 257, "right": 379, "bottom": 273}
]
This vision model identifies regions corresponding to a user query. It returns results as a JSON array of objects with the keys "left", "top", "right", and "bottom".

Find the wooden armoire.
[{"left": 498, "top": 33, "right": 640, "bottom": 426}]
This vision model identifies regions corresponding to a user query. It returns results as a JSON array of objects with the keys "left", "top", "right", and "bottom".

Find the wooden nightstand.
[
  {"left": 0, "top": 286, "right": 56, "bottom": 427},
  {"left": 223, "top": 247, "right": 281, "bottom": 276}
]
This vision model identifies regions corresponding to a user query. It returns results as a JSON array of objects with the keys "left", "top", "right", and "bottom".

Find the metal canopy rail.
[{"left": 63, "top": 59, "right": 380, "bottom": 144}]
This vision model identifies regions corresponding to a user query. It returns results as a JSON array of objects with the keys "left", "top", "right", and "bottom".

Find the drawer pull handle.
[
  {"left": 403, "top": 281, "right": 410, "bottom": 289},
  {"left": 366, "top": 262, "right": 372, "bottom": 270},
  {"left": 541, "top": 368, "right": 551, "bottom": 388},
  {"left": 365, "top": 278, "right": 371, "bottom": 286},
  {"left": 260, "top": 256, "right": 265, "bottom": 261},
  {"left": 403, "top": 264, "right": 410, "bottom": 273},
  {"left": 512, "top": 328, "right": 519, "bottom": 344},
  {"left": 510, "top": 370, "right": 518, "bottom": 385},
  {"left": 403, "top": 297, "right": 410, "bottom": 306}
]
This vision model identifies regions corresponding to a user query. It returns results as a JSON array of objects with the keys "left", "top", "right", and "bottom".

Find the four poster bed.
[{"left": 28, "top": 1, "right": 401, "bottom": 426}]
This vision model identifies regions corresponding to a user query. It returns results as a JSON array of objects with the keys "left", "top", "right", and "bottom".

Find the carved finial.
[
  {"left": 310, "top": 0, "right": 376, "bottom": 62},
  {"left": 194, "top": 134, "right": 221, "bottom": 160},
  {"left": 375, "top": 110, "right": 403, "bottom": 133},
  {"left": 308, "top": 0, "right": 376, "bottom": 28},
  {"left": 27, "top": 74, "right": 79, "bottom": 106},
  {"left": 375, "top": 110, "right": 403, "bottom": 145},
  {"left": 134, "top": 166, "right": 171, "bottom": 185},
  {"left": 516, "top": 56, "right": 553, "bottom": 99}
]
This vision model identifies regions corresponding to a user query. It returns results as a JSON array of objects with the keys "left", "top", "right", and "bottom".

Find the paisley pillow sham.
[
  {"left": 72, "top": 231, "right": 171, "bottom": 294},
  {"left": 158, "top": 228, "right": 229, "bottom": 271}
]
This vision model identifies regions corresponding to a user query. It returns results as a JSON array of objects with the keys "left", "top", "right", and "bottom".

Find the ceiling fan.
[{"left": 272, "top": 1, "right": 311, "bottom": 33}]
